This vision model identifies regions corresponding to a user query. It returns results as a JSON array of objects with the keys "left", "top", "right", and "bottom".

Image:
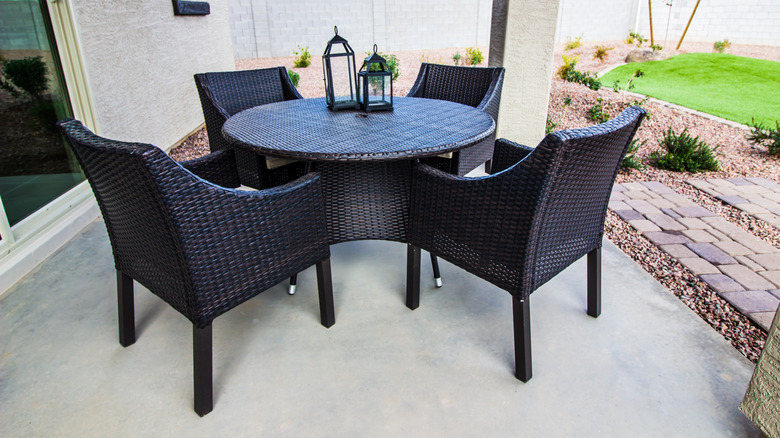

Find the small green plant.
[
  {"left": 566, "top": 69, "right": 602, "bottom": 90},
  {"left": 0, "top": 56, "right": 49, "bottom": 100},
  {"left": 287, "top": 70, "right": 300, "bottom": 87},
  {"left": 747, "top": 119, "right": 780, "bottom": 157},
  {"left": 627, "top": 31, "right": 646, "bottom": 47},
  {"left": 367, "top": 52, "right": 399, "bottom": 81},
  {"left": 612, "top": 69, "right": 645, "bottom": 91},
  {"left": 292, "top": 45, "right": 311, "bottom": 68},
  {"left": 650, "top": 44, "right": 663, "bottom": 53},
  {"left": 546, "top": 116, "right": 558, "bottom": 134},
  {"left": 713, "top": 39, "right": 732, "bottom": 53},
  {"left": 452, "top": 52, "right": 461, "bottom": 66},
  {"left": 464, "top": 47, "right": 484, "bottom": 66},
  {"left": 650, "top": 128, "right": 720, "bottom": 172},
  {"left": 557, "top": 54, "right": 580, "bottom": 80},
  {"left": 588, "top": 97, "right": 611, "bottom": 123},
  {"left": 621, "top": 139, "right": 647, "bottom": 170},
  {"left": 629, "top": 98, "right": 651, "bottom": 120},
  {"left": 593, "top": 45, "right": 614, "bottom": 62},
  {"left": 564, "top": 36, "right": 583, "bottom": 51},
  {"left": 562, "top": 96, "right": 572, "bottom": 108}
]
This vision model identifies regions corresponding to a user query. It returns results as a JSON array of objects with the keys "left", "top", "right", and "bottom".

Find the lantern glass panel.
[
  {"left": 329, "top": 55, "right": 357, "bottom": 105},
  {"left": 367, "top": 75, "right": 391, "bottom": 107}
]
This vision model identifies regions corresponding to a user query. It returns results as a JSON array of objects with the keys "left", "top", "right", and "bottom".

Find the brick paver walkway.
[
  {"left": 687, "top": 177, "right": 780, "bottom": 229},
  {"left": 610, "top": 181, "right": 780, "bottom": 331}
]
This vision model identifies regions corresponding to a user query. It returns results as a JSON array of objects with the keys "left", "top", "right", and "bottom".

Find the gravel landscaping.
[{"left": 171, "top": 40, "right": 779, "bottom": 362}]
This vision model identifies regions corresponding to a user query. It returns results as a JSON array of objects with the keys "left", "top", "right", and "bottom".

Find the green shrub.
[
  {"left": 452, "top": 52, "right": 461, "bottom": 66},
  {"left": 564, "top": 36, "right": 582, "bottom": 51},
  {"left": 566, "top": 69, "right": 602, "bottom": 90},
  {"left": 628, "top": 31, "right": 646, "bottom": 47},
  {"left": 611, "top": 69, "right": 645, "bottom": 91},
  {"left": 546, "top": 116, "right": 558, "bottom": 134},
  {"left": 464, "top": 47, "right": 484, "bottom": 66},
  {"left": 650, "top": 128, "right": 720, "bottom": 172},
  {"left": 650, "top": 44, "right": 663, "bottom": 53},
  {"left": 287, "top": 70, "right": 300, "bottom": 87},
  {"left": 747, "top": 119, "right": 780, "bottom": 157},
  {"left": 562, "top": 96, "right": 572, "bottom": 108},
  {"left": 713, "top": 39, "right": 731, "bottom": 53},
  {"left": 292, "top": 46, "right": 311, "bottom": 68},
  {"left": 557, "top": 54, "right": 579, "bottom": 80},
  {"left": 593, "top": 45, "right": 614, "bottom": 62},
  {"left": 621, "top": 139, "right": 647, "bottom": 170},
  {"left": 588, "top": 97, "right": 611, "bottom": 123},
  {"left": 0, "top": 56, "right": 49, "bottom": 100},
  {"left": 366, "top": 52, "right": 399, "bottom": 81}
]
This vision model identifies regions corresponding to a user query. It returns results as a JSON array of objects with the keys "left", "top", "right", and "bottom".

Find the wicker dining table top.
[{"left": 221, "top": 96, "right": 495, "bottom": 162}]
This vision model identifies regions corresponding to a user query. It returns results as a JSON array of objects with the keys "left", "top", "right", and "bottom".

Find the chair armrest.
[
  {"left": 179, "top": 149, "right": 241, "bottom": 188},
  {"left": 490, "top": 138, "right": 534, "bottom": 174},
  {"left": 475, "top": 68, "right": 504, "bottom": 122},
  {"left": 161, "top": 172, "right": 330, "bottom": 323}
]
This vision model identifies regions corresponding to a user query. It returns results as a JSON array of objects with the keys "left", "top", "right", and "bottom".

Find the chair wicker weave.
[
  {"left": 406, "top": 63, "right": 504, "bottom": 175},
  {"left": 57, "top": 119, "right": 335, "bottom": 416},
  {"left": 405, "top": 106, "right": 646, "bottom": 382},
  {"left": 194, "top": 67, "right": 306, "bottom": 189}
]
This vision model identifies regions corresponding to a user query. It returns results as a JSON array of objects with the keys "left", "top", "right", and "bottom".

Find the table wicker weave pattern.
[{"left": 222, "top": 97, "right": 495, "bottom": 162}]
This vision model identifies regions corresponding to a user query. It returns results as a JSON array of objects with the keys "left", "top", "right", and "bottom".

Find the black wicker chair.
[
  {"left": 405, "top": 106, "right": 646, "bottom": 382},
  {"left": 57, "top": 119, "right": 335, "bottom": 417},
  {"left": 406, "top": 63, "right": 505, "bottom": 176},
  {"left": 194, "top": 67, "right": 307, "bottom": 190}
]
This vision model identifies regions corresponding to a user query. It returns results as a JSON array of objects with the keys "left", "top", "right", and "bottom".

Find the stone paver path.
[
  {"left": 687, "top": 177, "right": 780, "bottom": 229},
  {"left": 610, "top": 181, "right": 780, "bottom": 331}
]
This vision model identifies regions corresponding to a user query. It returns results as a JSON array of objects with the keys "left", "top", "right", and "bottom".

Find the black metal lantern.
[
  {"left": 322, "top": 26, "right": 359, "bottom": 111},
  {"left": 358, "top": 45, "right": 393, "bottom": 112}
]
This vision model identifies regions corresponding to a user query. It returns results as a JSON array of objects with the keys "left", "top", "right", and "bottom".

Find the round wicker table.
[{"left": 223, "top": 97, "right": 495, "bottom": 244}]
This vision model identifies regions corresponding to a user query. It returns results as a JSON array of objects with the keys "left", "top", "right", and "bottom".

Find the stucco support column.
[{"left": 489, "top": 0, "right": 560, "bottom": 146}]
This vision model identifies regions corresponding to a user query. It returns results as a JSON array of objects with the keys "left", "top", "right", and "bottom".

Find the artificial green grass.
[{"left": 600, "top": 53, "right": 780, "bottom": 126}]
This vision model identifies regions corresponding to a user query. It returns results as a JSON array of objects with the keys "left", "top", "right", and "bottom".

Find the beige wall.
[{"left": 71, "top": 0, "right": 234, "bottom": 148}]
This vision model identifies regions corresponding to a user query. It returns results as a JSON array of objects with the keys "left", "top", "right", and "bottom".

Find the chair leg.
[
  {"left": 587, "top": 247, "right": 601, "bottom": 318},
  {"left": 513, "top": 296, "right": 532, "bottom": 382},
  {"left": 288, "top": 274, "right": 297, "bottom": 295},
  {"left": 430, "top": 253, "right": 442, "bottom": 288},
  {"left": 316, "top": 259, "right": 335, "bottom": 328},
  {"left": 406, "top": 245, "right": 421, "bottom": 310},
  {"left": 193, "top": 324, "right": 213, "bottom": 417},
  {"left": 116, "top": 270, "right": 135, "bottom": 347},
  {"left": 484, "top": 159, "right": 492, "bottom": 174}
]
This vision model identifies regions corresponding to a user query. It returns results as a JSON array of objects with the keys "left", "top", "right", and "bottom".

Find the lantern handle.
[
  {"left": 373, "top": 44, "right": 378, "bottom": 54},
  {"left": 334, "top": 26, "right": 338, "bottom": 35}
]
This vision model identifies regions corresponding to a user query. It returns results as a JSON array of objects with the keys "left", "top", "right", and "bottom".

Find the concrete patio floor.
[{"left": 1, "top": 219, "right": 760, "bottom": 436}]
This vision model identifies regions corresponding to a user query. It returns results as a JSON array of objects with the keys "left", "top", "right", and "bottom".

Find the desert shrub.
[
  {"left": 588, "top": 97, "right": 611, "bottom": 123},
  {"left": 557, "top": 54, "right": 579, "bottom": 80},
  {"left": 747, "top": 119, "right": 780, "bottom": 157},
  {"left": 650, "top": 128, "right": 720, "bottom": 172},
  {"left": 611, "top": 69, "right": 645, "bottom": 91},
  {"left": 546, "top": 117, "right": 558, "bottom": 134},
  {"left": 564, "top": 36, "right": 582, "bottom": 51},
  {"left": 650, "top": 44, "right": 663, "bottom": 52},
  {"left": 0, "top": 56, "right": 49, "bottom": 99},
  {"left": 566, "top": 69, "right": 602, "bottom": 90},
  {"left": 628, "top": 31, "right": 646, "bottom": 47},
  {"left": 562, "top": 96, "right": 572, "bottom": 108},
  {"left": 452, "top": 52, "right": 461, "bottom": 66},
  {"left": 292, "top": 46, "right": 311, "bottom": 68},
  {"left": 287, "top": 70, "right": 300, "bottom": 87},
  {"left": 621, "top": 139, "right": 647, "bottom": 170},
  {"left": 593, "top": 45, "right": 614, "bottom": 62},
  {"left": 713, "top": 39, "right": 731, "bottom": 53},
  {"left": 464, "top": 47, "right": 484, "bottom": 66}
]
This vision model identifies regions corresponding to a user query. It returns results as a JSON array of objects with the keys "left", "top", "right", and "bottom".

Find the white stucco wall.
[
  {"left": 555, "top": 0, "right": 642, "bottom": 43},
  {"left": 71, "top": 0, "right": 234, "bottom": 148}
]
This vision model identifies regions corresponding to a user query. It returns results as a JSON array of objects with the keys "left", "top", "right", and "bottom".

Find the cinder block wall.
[{"left": 229, "top": 0, "right": 492, "bottom": 59}]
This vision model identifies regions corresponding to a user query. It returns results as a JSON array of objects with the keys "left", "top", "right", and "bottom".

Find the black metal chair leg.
[
  {"left": 193, "top": 324, "right": 213, "bottom": 417},
  {"left": 513, "top": 296, "right": 532, "bottom": 382},
  {"left": 484, "top": 159, "right": 492, "bottom": 174},
  {"left": 406, "top": 245, "right": 421, "bottom": 310},
  {"left": 316, "top": 259, "right": 335, "bottom": 328},
  {"left": 288, "top": 274, "right": 297, "bottom": 295},
  {"left": 587, "top": 247, "right": 601, "bottom": 318},
  {"left": 430, "top": 253, "right": 442, "bottom": 288},
  {"left": 117, "top": 270, "right": 135, "bottom": 347}
]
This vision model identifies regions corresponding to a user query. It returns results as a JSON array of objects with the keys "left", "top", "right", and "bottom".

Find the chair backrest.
[
  {"left": 407, "top": 63, "right": 504, "bottom": 120},
  {"left": 57, "top": 118, "right": 195, "bottom": 314},
  {"left": 516, "top": 106, "right": 646, "bottom": 292},
  {"left": 194, "top": 67, "right": 303, "bottom": 152}
]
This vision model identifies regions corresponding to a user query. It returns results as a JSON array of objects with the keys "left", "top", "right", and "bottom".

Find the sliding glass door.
[{"left": 0, "top": 0, "right": 83, "bottom": 235}]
